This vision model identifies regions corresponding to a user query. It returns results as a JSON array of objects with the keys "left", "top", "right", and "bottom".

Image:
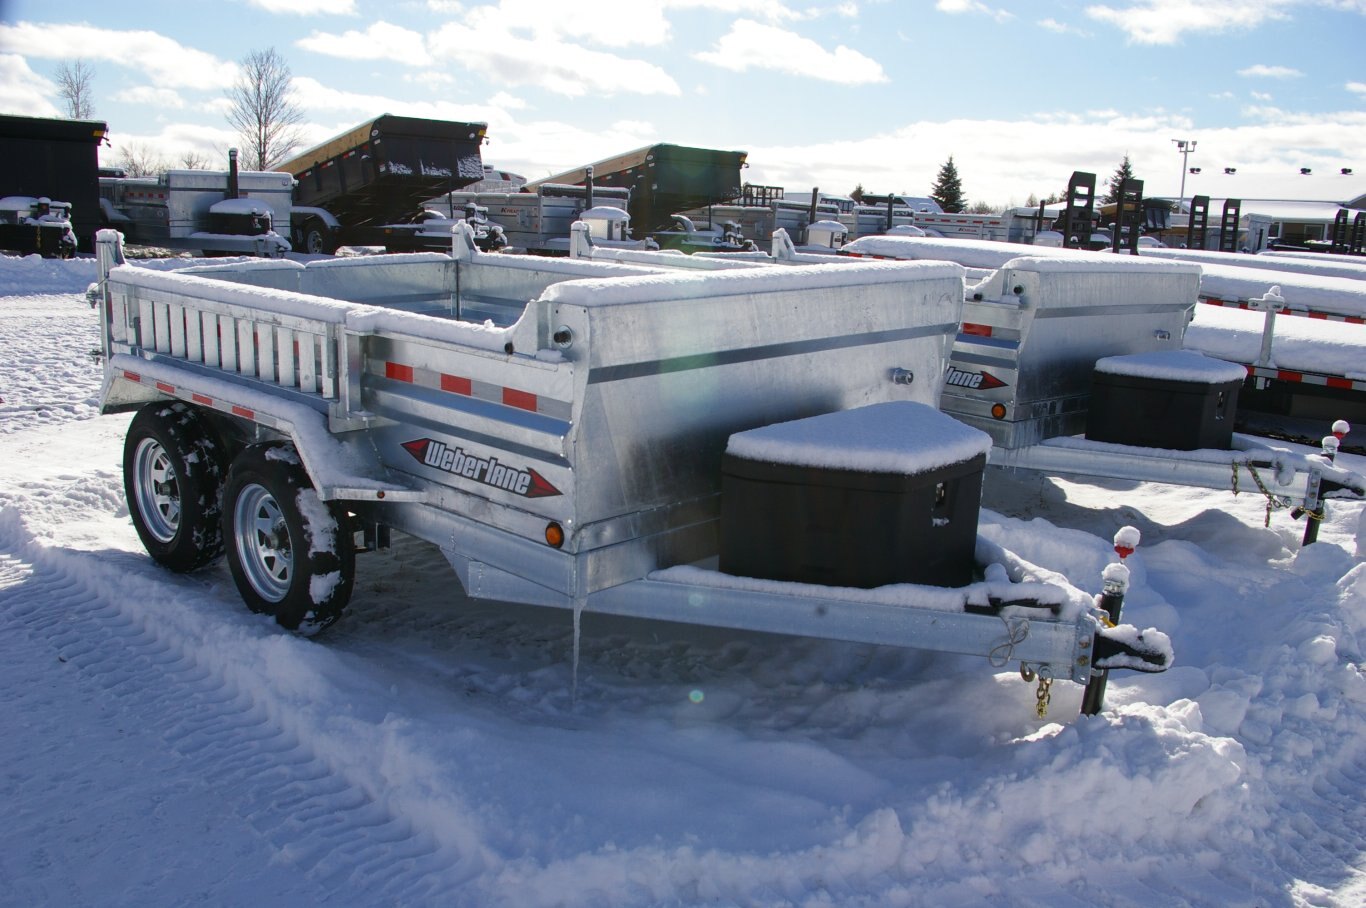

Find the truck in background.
[
  {"left": 278, "top": 114, "right": 490, "bottom": 254},
  {"left": 0, "top": 113, "right": 108, "bottom": 253},
  {"left": 99, "top": 148, "right": 292, "bottom": 257}
]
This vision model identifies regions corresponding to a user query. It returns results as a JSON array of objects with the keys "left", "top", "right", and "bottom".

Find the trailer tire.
[
  {"left": 301, "top": 219, "right": 336, "bottom": 255},
  {"left": 124, "top": 402, "right": 227, "bottom": 573},
  {"left": 222, "top": 444, "right": 354, "bottom": 635}
]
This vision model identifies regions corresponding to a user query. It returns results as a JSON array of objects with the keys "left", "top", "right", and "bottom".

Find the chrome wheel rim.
[
  {"left": 133, "top": 437, "right": 180, "bottom": 544},
  {"left": 233, "top": 483, "right": 291, "bottom": 602}
]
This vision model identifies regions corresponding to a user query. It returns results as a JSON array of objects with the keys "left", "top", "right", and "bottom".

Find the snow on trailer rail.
[{"left": 91, "top": 225, "right": 1170, "bottom": 715}]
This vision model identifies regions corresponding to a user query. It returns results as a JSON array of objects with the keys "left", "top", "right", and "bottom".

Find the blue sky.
[{"left": 2, "top": 0, "right": 1363, "bottom": 206}]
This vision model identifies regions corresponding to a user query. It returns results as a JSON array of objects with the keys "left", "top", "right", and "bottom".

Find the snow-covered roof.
[{"left": 1225, "top": 200, "right": 1355, "bottom": 222}]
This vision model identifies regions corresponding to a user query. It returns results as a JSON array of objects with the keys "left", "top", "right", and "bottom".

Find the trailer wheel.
[
  {"left": 301, "top": 219, "right": 336, "bottom": 255},
  {"left": 124, "top": 402, "right": 227, "bottom": 572},
  {"left": 222, "top": 444, "right": 354, "bottom": 635}
]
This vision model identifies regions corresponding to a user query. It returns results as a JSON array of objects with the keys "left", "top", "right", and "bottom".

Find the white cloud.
[
  {"left": 1348, "top": 81, "right": 1366, "bottom": 95},
  {"left": 245, "top": 0, "right": 359, "bottom": 13},
  {"left": 297, "top": 22, "right": 432, "bottom": 65},
  {"left": 662, "top": 0, "right": 807, "bottom": 23},
  {"left": 1084, "top": 0, "right": 1288, "bottom": 45},
  {"left": 1238, "top": 64, "right": 1303, "bottom": 78},
  {"left": 112, "top": 86, "right": 187, "bottom": 109},
  {"left": 737, "top": 107, "right": 1366, "bottom": 206},
  {"left": 1250, "top": 90, "right": 1274, "bottom": 101},
  {"left": 488, "top": 91, "right": 528, "bottom": 110},
  {"left": 459, "top": 0, "right": 673, "bottom": 48},
  {"left": 936, "top": 0, "right": 1014, "bottom": 22},
  {"left": 694, "top": 19, "right": 887, "bottom": 84},
  {"left": 0, "top": 54, "right": 61, "bottom": 118},
  {"left": 1039, "top": 17, "right": 1087, "bottom": 35},
  {"left": 425, "top": 18, "right": 681, "bottom": 97},
  {"left": 0, "top": 22, "right": 238, "bottom": 90},
  {"left": 405, "top": 71, "right": 457, "bottom": 88}
]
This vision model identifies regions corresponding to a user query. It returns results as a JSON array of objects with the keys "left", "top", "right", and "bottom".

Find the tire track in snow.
[{"left": 0, "top": 542, "right": 477, "bottom": 903}]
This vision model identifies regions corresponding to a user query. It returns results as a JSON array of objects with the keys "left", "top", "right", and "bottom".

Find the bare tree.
[
  {"left": 55, "top": 59, "right": 96, "bottom": 119},
  {"left": 114, "top": 142, "right": 171, "bottom": 178},
  {"left": 225, "top": 47, "right": 306, "bottom": 171},
  {"left": 179, "top": 150, "right": 214, "bottom": 170}
]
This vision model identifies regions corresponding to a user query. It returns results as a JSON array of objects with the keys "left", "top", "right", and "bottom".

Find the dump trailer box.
[{"left": 842, "top": 236, "right": 1201, "bottom": 448}]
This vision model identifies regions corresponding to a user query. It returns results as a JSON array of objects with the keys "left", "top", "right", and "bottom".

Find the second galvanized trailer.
[{"left": 93, "top": 225, "right": 1172, "bottom": 714}]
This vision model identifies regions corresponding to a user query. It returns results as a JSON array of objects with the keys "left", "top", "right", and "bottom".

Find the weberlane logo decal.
[
  {"left": 944, "top": 366, "right": 1008, "bottom": 390},
  {"left": 401, "top": 439, "right": 562, "bottom": 498}
]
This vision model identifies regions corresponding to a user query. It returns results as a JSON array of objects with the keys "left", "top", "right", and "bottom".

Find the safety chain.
[
  {"left": 1018, "top": 664, "right": 1054, "bottom": 719},
  {"left": 1231, "top": 461, "right": 1293, "bottom": 527},
  {"left": 1035, "top": 677, "right": 1053, "bottom": 719}
]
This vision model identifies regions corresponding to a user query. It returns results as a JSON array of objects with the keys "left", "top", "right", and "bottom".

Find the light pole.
[{"left": 1173, "top": 138, "right": 1197, "bottom": 209}]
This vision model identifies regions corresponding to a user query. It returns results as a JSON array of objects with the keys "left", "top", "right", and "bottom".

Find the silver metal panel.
[
  {"left": 940, "top": 263, "right": 1197, "bottom": 449},
  {"left": 990, "top": 435, "right": 1314, "bottom": 503},
  {"left": 588, "top": 578, "right": 1093, "bottom": 683}
]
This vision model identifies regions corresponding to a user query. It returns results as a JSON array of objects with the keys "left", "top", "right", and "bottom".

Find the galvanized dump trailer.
[
  {"left": 841, "top": 233, "right": 1366, "bottom": 537},
  {"left": 93, "top": 225, "right": 1170, "bottom": 714}
]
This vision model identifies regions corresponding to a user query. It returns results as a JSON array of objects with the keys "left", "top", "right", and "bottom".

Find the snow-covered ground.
[{"left": 2, "top": 253, "right": 1365, "bottom": 907}]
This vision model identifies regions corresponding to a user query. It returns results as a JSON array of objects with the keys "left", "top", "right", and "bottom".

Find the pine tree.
[
  {"left": 1103, "top": 155, "right": 1136, "bottom": 205},
  {"left": 929, "top": 156, "right": 966, "bottom": 213},
  {"left": 850, "top": 183, "right": 864, "bottom": 203}
]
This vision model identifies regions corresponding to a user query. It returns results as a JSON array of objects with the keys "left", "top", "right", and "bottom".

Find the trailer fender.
[{"left": 105, "top": 353, "right": 424, "bottom": 505}]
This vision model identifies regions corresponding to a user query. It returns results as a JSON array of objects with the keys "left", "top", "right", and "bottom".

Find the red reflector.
[
  {"left": 155, "top": 381, "right": 175, "bottom": 393},
  {"left": 1326, "top": 377, "right": 1352, "bottom": 389},
  {"left": 231, "top": 405, "right": 254, "bottom": 419},
  {"left": 440, "top": 374, "right": 472, "bottom": 395},
  {"left": 122, "top": 370, "right": 141, "bottom": 382},
  {"left": 961, "top": 323, "right": 993, "bottom": 337},
  {"left": 192, "top": 393, "right": 213, "bottom": 406},
  {"left": 503, "top": 388, "right": 537, "bottom": 411},
  {"left": 385, "top": 362, "right": 414, "bottom": 382},
  {"left": 1277, "top": 370, "right": 1302, "bottom": 382}
]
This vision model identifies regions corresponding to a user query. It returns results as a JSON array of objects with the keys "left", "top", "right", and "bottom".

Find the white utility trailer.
[{"left": 93, "top": 225, "right": 1175, "bottom": 716}]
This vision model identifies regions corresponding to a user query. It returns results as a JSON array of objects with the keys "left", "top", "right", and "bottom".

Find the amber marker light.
[
  {"left": 991, "top": 403, "right": 1007, "bottom": 419},
  {"left": 545, "top": 523, "right": 565, "bottom": 548}
]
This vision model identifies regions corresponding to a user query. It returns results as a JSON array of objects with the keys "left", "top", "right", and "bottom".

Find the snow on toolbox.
[{"left": 93, "top": 225, "right": 1170, "bottom": 714}]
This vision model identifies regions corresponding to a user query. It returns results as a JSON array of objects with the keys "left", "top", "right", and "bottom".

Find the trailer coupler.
[{"left": 1092, "top": 624, "right": 1173, "bottom": 673}]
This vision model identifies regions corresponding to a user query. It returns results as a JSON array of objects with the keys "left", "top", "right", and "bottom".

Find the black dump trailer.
[
  {"left": 278, "top": 114, "right": 488, "bottom": 254},
  {"left": 530, "top": 143, "right": 748, "bottom": 239},
  {"left": 0, "top": 114, "right": 107, "bottom": 254}
]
